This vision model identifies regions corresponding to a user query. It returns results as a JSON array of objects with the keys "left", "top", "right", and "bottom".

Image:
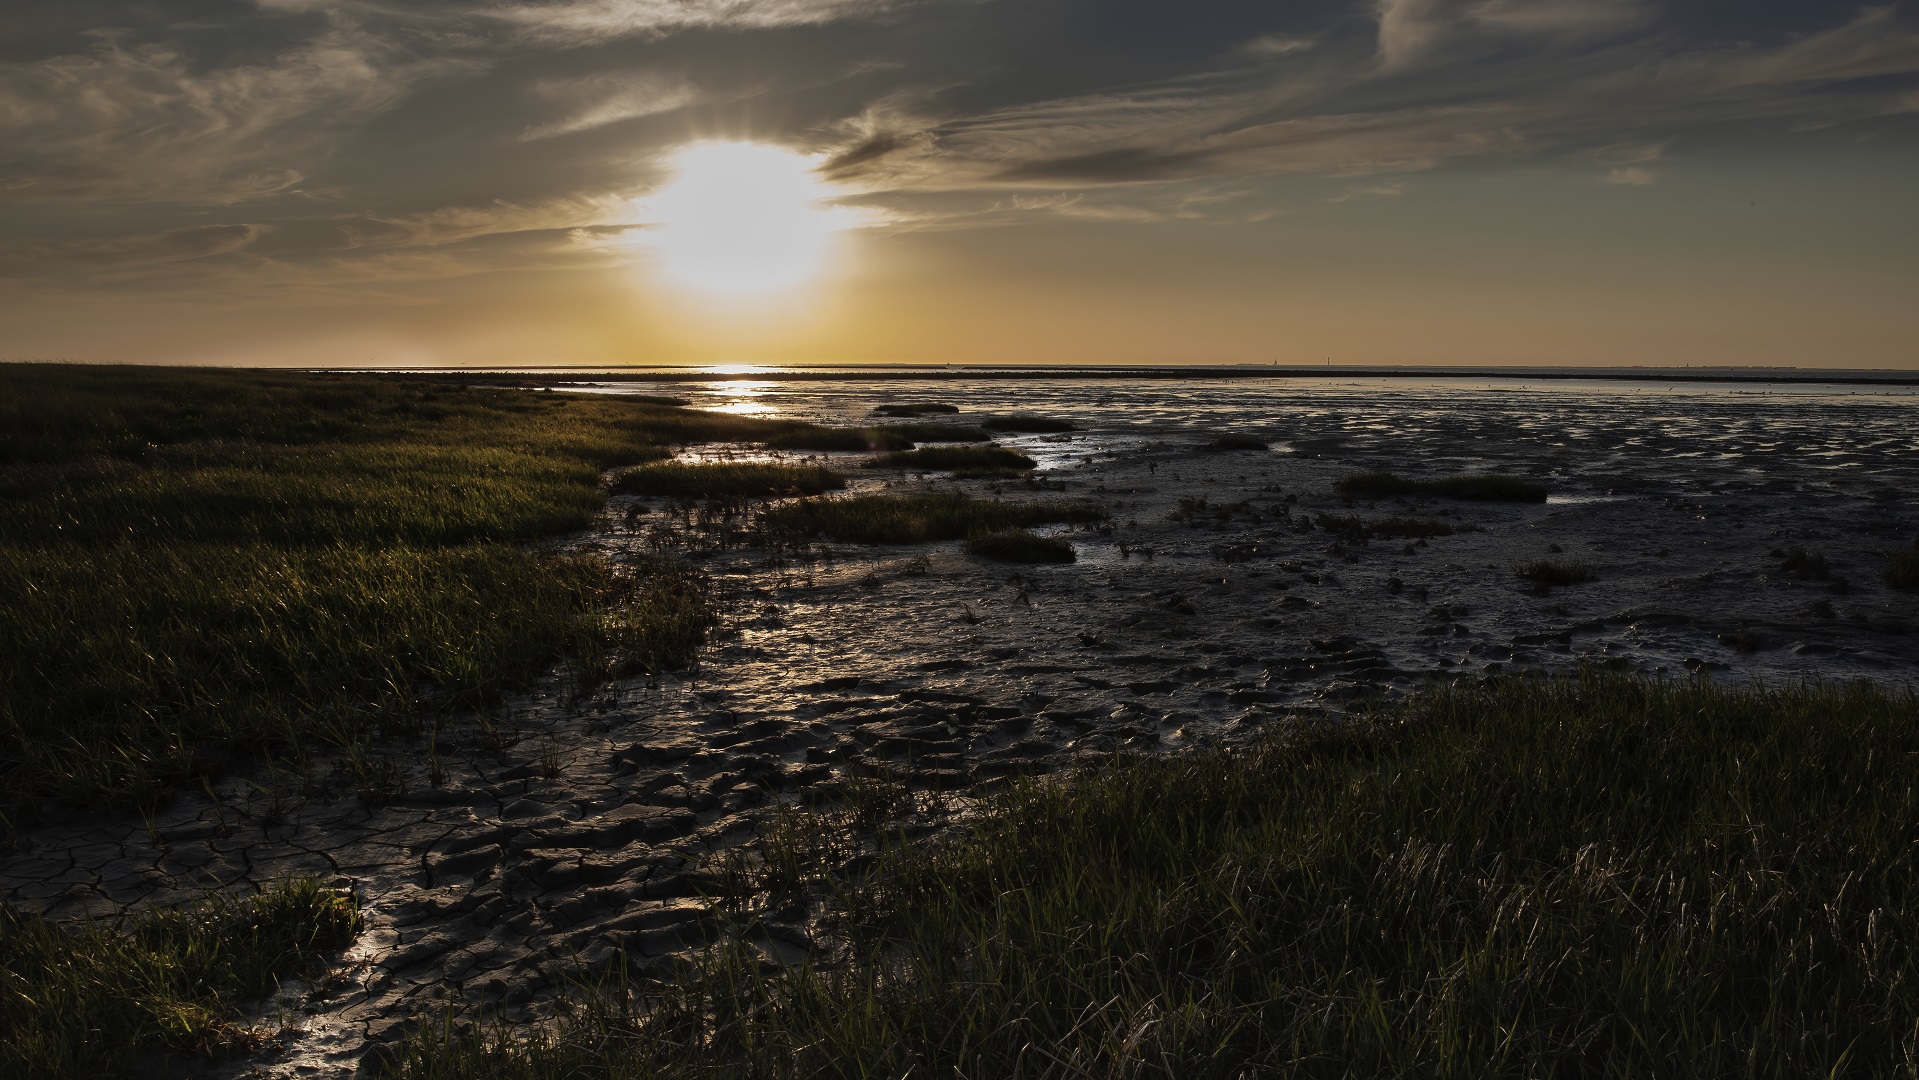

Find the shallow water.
[{"left": 579, "top": 374, "right": 1919, "bottom": 692}]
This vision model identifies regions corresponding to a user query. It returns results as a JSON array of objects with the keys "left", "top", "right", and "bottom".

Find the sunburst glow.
[{"left": 637, "top": 142, "right": 848, "bottom": 294}]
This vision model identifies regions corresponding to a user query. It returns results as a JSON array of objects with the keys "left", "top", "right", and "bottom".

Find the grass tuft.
[
  {"left": 395, "top": 675, "right": 1919, "bottom": 1079},
  {"left": 1338, "top": 471, "right": 1548, "bottom": 502},
  {"left": 870, "top": 445, "right": 1036, "bottom": 473},
  {"left": 980, "top": 413, "right": 1077, "bottom": 433},
  {"left": 760, "top": 493, "right": 1104, "bottom": 545},
  {"left": 1, "top": 878, "right": 360, "bottom": 1079},
  {"left": 611, "top": 462, "right": 844, "bottom": 499},
  {"left": 871, "top": 403, "right": 959, "bottom": 417},
  {"left": 964, "top": 529, "right": 1075, "bottom": 563}
]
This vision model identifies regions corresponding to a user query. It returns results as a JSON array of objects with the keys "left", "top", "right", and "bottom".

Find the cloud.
[
  {"left": 1604, "top": 165, "right": 1654, "bottom": 185},
  {"left": 1, "top": 224, "right": 267, "bottom": 273},
  {"left": 1376, "top": 0, "right": 1448, "bottom": 69},
  {"left": 1242, "top": 35, "right": 1317, "bottom": 57},
  {"left": 519, "top": 73, "right": 704, "bottom": 140},
  {"left": 1708, "top": 6, "right": 1919, "bottom": 88},
  {"left": 1468, "top": 0, "right": 1647, "bottom": 34},
  {"left": 347, "top": 197, "right": 625, "bottom": 248},
  {"left": 1591, "top": 141, "right": 1664, "bottom": 166},
  {"left": 847, "top": 3, "right": 1919, "bottom": 206},
  {"left": 1329, "top": 179, "right": 1408, "bottom": 200},
  {"left": 487, "top": 0, "right": 922, "bottom": 45},
  {"left": 0, "top": 26, "right": 465, "bottom": 204},
  {"left": 6, "top": 0, "right": 1917, "bottom": 297}
]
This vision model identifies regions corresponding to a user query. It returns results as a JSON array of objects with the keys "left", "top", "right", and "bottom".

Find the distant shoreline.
[{"left": 375, "top": 364, "right": 1919, "bottom": 388}]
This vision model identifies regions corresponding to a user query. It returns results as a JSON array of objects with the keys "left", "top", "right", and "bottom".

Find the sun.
[{"left": 636, "top": 141, "right": 848, "bottom": 294}]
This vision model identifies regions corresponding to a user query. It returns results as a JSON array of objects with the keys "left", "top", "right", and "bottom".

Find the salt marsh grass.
[
  {"left": 611, "top": 462, "right": 844, "bottom": 499},
  {"left": 1, "top": 877, "right": 360, "bottom": 1079},
  {"left": 396, "top": 675, "right": 1919, "bottom": 1079},
  {"left": 965, "top": 529, "right": 1075, "bottom": 563},
  {"left": 870, "top": 403, "right": 959, "bottom": 417},
  {"left": 869, "top": 445, "right": 1036, "bottom": 473},
  {"left": 760, "top": 493, "right": 1104, "bottom": 544},
  {"left": 0, "top": 365, "right": 769, "bottom": 826}
]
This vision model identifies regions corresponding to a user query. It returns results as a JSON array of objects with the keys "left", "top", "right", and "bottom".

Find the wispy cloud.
[
  {"left": 346, "top": 197, "right": 626, "bottom": 248},
  {"left": 822, "top": 2, "right": 1919, "bottom": 207},
  {"left": 519, "top": 73, "right": 705, "bottom": 140},
  {"left": 0, "top": 26, "right": 466, "bottom": 204},
  {"left": 487, "top": 0, "right": 926, "bottom": 45},
  {"left": 0, "top": 224, "right": 268, "bottom": 275},
  {"left": 5, "top": 0, "right": 1915, "bottom": 296}
]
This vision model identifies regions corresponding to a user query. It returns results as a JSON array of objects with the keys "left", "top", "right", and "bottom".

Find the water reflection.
[{"left": 703, "top": 380, "right": 779, "bottom": 416}]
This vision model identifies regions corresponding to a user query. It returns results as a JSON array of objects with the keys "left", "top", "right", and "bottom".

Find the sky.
[{"left": 1, "top": 0, "right": 1916, "bottom": 369}]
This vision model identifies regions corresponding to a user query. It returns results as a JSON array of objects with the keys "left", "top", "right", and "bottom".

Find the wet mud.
[{"left": 5, "top": 377, "right": 1916, "bottom": 1075}]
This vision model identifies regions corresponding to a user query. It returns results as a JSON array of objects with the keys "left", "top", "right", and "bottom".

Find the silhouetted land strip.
[
  {"left": 416, "top": 365, "right": 1919, "bottom": 387},
  {"left": 396, "top": 675, "right": 1919, "bottom": 1079}
]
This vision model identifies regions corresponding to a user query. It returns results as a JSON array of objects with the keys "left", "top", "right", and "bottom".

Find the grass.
[
  {"left": 870, "top": 445, "right": 1036, "bottom": 473},
  {"left": 965, "top": 529, "right": 1075, "bottom": 563},
  {"left": 1203, "top": 433, "right": 1270, "bottom": 451},
  {"left": 1338, "top": 471, "right": 1549, "bottom": 503},
  {"left": 610, "top": 462, "right": 845, "bottom": 499},
  {"left": 1, "top": 877, "right": 360, "bottom": 1079},
  {"left": 871, "top": 403, "right": 959, "bottom": 417},
  {"left": 980, "top": 413, "right": 1077, "bottom": 433},
  {"left": 1515, "top": 559, "right": 1597, "bottom": 587},
  {"left": 395, "top": 675, "right": 1919, "bottom": 1079},
  {"left": 760, "top": 493, "right": 1105, "bottom": 545},
  {"left": 1888, "top": 539, "right": 1919, "bottom": 591},
  {"left": 0, "top": 364, "right": 774, "bottom": 826}
]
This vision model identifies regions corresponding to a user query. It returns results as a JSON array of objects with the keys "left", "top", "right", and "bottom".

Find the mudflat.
[{"left": 4, "top": 372, "right": 1916, "bottom": 1076}]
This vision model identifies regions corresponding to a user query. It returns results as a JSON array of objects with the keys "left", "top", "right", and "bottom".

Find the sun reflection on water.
[{"left": 702, "top": 379, "right": 779, "bottom": 416}]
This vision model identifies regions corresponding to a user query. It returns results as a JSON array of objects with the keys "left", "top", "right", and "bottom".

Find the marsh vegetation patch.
[
  {"left": 870, "top": 445, "right": 1036, "bottom": 473},
  {"left": 965, "top": 529, "right": 1076, "bottom": 563},
  {"left": 870, "top": 403, "right": 960, "bottom": 417},
  {"left": 611, "top": 462, "right": 845, "bottom": 499},
  {"left": 0, "top": 877, "right": 360, "bottom": 1079}
]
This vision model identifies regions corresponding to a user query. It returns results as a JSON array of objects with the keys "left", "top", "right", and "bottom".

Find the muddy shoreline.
[{"left": 5, "top": 379, "right": 1916, "bottom": 1075}]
